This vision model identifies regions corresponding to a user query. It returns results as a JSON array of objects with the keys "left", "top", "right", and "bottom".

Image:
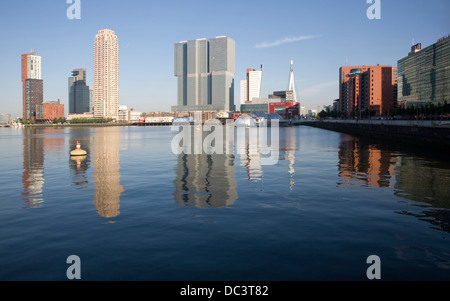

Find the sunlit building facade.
[
  {"left": 397, "top": 36, "right": 450, "bottom": 108},
  {"left": 339, "top": 65, "right": 398, "bottom": 117},
  {"left": 94, "top": 29, "right": 119, "bottom": 120},
  {"left": 21, "top": 51, "right": 43, "bottom": 121}
]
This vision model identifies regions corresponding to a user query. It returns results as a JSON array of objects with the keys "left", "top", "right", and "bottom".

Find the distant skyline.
[{"left": 0, "top": 0, "right": 448, "bottom": 118}]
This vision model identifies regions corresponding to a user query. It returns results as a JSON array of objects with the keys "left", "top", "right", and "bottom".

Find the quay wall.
[{"left": 300, "top": 120, "right": 450, "bottom": 151}]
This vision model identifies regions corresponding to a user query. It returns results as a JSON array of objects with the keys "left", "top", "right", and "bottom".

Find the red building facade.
[
  {"left": 36, "top": 102, "right": 65, "bottom": 121},
  {"left": 339, "top": 65, "right": 398, "bottom": 117}
]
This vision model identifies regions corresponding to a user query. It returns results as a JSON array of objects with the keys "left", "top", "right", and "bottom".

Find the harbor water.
[{"left": 0, "top": 125, "right": 449, "bottom": 281}]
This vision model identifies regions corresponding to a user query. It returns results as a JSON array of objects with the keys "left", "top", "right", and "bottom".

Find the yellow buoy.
[{"left": 70, "top": 142, "right": 87, "bottom": 156}]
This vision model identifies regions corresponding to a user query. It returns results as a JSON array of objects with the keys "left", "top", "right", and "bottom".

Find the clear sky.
[{"left": 0, "top": 0, "right": 448, "bottom": 118}]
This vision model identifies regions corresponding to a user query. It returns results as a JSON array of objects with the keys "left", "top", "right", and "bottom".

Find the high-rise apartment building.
[
  {"left": 21, "top": 51, "right": 43, "bottom": 121},
  {"left": 172, "top": 36, "right": 235, "bottom": 112},
  {"left": 397, "top": 36, "right": 450, "bottom": 108},
  {"left": 240, "top": 67, "right": 263, "bottom": 104},
  {"left": 339, "top": 65, "right": 398, "bottom": 117},
  {"left": 69, "top": 68, "right": 92, "bottom": 114},
  {"left": 94, "top": 29, "right": 119, "bottom": 120}
]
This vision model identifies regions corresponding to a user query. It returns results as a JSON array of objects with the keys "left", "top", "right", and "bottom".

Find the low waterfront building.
[
  {"left": 66, "top": 112, "right": 94, "bottom": 121},
  {"left": 35, "top": 100, "right": 64, "bottom": 122},
  {"left": 240, "top": 90, "right": 299, "bottom": 118}
]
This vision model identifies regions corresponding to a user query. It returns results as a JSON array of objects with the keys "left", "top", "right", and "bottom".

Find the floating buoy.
[{"left": 70, "top": 142, "right": 87, "bottom": 156}]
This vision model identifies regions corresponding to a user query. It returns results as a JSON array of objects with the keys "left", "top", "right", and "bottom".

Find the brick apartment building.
[
  {"left": 339, "top": 65, "right": 398, "bottom": 117},
  {"left": 36, "top": 101, "right": 65, "bottom": 122}
]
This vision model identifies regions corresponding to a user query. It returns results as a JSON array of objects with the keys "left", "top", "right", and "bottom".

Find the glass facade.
[
  {"left": 68, "top": 68, "right": 91, "bottom": 114},
  {"left": 398, "top": 37, "right": 450, "bottom": 107}
]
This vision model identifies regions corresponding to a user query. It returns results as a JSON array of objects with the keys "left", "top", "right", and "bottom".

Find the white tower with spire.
[{"left": 287, "top": 60, "right": 299, "bottom": 103}]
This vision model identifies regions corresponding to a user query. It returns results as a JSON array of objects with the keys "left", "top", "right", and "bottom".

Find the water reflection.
[
  {"left": 22, "top": 127, "right": 65, "bottom": 208},
  {"left": 336, "top": 133, "right": 450, "bottom": 233},
  {"left": 93, "top": 127, "right": 123, "bottom": 218},
  {"left": 173, "top": 152, "right": 238, "bottom": 208},
  {"left": 237, "top": 126, "right": 298, "bottom": 190},
  {"left": 337, "top": 135, "right": 397, "bottom": 188},
  {"left": 22, "top": 127, "right": 45, "bottom": 208},
  {"left": 172, "top": 126, "right": 299, "bottom": 207}
]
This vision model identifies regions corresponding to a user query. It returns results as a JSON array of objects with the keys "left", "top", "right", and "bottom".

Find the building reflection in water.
[
  {"left": 337, "top": 135, "right": 397, "bottom": 188},
  {"left": 172, "top": 124, "right": 299, "bottom": 207},
  {"left": 394, "top": 154, "right": 450, "bottom": 233},
  {"left": 93, "top": 127, "right": 123, "bottom": 218},
  {"left": 173, "top": 124, "right": 238, "bottom": 208},
  {"left": 174, "top": 153, "right": 238, "bottom": 208},
  {"left": 22, "top": 127, "right": 45, "bottom": 208},
  {"left": 22, "top": 127, "right": 66, "bottom": 208},
  {"left": 281, "top": 127, "right": 297, "bottom": 191},
  {"left": 337, "top": 133, "right": 450, "bottom": 233},
  {"left": 237, "top": 126, "right": 297, "bottom": 190}
]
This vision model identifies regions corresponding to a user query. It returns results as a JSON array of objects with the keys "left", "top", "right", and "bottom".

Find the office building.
[
  {"left": 397, "top": 35, "right": 450, "bottom": 108},
  {"left": 69, "top": 68, "right": 92, "bottom": 114},
  {"left": 21, "top": 50, "right": 43, "bottom": 121},
  {"left": 240, "top": 67, "right": 263, "bottom": 104},
  {"left": 339, "top": 65, "right": 398, "bottom": 117},
  {"left": 172, "top": 36, "right": 235, "bottom": 112},
  {"left": 94, "top": 29, "right": 119, "bottom": 120}
]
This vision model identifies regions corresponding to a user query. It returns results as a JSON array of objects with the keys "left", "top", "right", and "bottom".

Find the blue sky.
[{"left": 0, "top": 0, "right": 448, "bottom": 117}]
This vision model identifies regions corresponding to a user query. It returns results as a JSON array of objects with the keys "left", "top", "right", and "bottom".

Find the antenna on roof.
[{"left": 31, "top": 48, "right": 35, "bottom": 55}]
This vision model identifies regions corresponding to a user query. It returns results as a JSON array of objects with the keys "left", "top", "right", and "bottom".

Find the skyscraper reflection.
[
  {"left": 22, "top": 127, "right": 44, "bottom": 208},
  {"left": 173, "top": 152, "right": 238, "bottom": 208},
  {"left": 93, "top": 127, "right": 123, "bottom": 218}
]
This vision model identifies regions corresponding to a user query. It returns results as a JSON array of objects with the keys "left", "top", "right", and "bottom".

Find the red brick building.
[
  {"left": 339, "top": 65, "right": 398, "bottom": 117},
  {"left": 36, "top": 101, "right": 65, "bottom": 121}
]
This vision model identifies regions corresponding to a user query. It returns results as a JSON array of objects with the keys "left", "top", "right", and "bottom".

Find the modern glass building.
[
  {"left": 172, "top": 36, "right": 235, "bottom": 112},
  {"left": 397, "top": 35, "right": 450, "bottom": 107},
  {"left": 68, "top": 68, "right": 92, "bottom": 114}
]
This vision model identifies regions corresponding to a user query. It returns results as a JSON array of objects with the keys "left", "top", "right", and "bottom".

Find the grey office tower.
[{"left": 173, "top": 36, "right": 235, "bottom": 112}]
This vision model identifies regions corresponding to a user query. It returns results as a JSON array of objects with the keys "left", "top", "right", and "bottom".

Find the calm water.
[{"left": 0, "top": 125, "right": 449, "bottom": 281}]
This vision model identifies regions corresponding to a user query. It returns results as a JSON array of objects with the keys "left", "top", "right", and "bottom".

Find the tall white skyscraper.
[
  {"left": 248, "top": 70, "right": 262, "bottom": 101},
  {"left": 94, "top": 29, "right": 119, "bottom": 119},
  {"left": 240, "top": 67, "right": 262, "bottom": 103},
  {"left": 240, "top": 80, "right": 247, "bottom": 105}
]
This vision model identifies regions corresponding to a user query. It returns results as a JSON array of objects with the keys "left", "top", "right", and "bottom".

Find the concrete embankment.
[{"left": 300, "top": 120, "right": 450, "bottom": 152}]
